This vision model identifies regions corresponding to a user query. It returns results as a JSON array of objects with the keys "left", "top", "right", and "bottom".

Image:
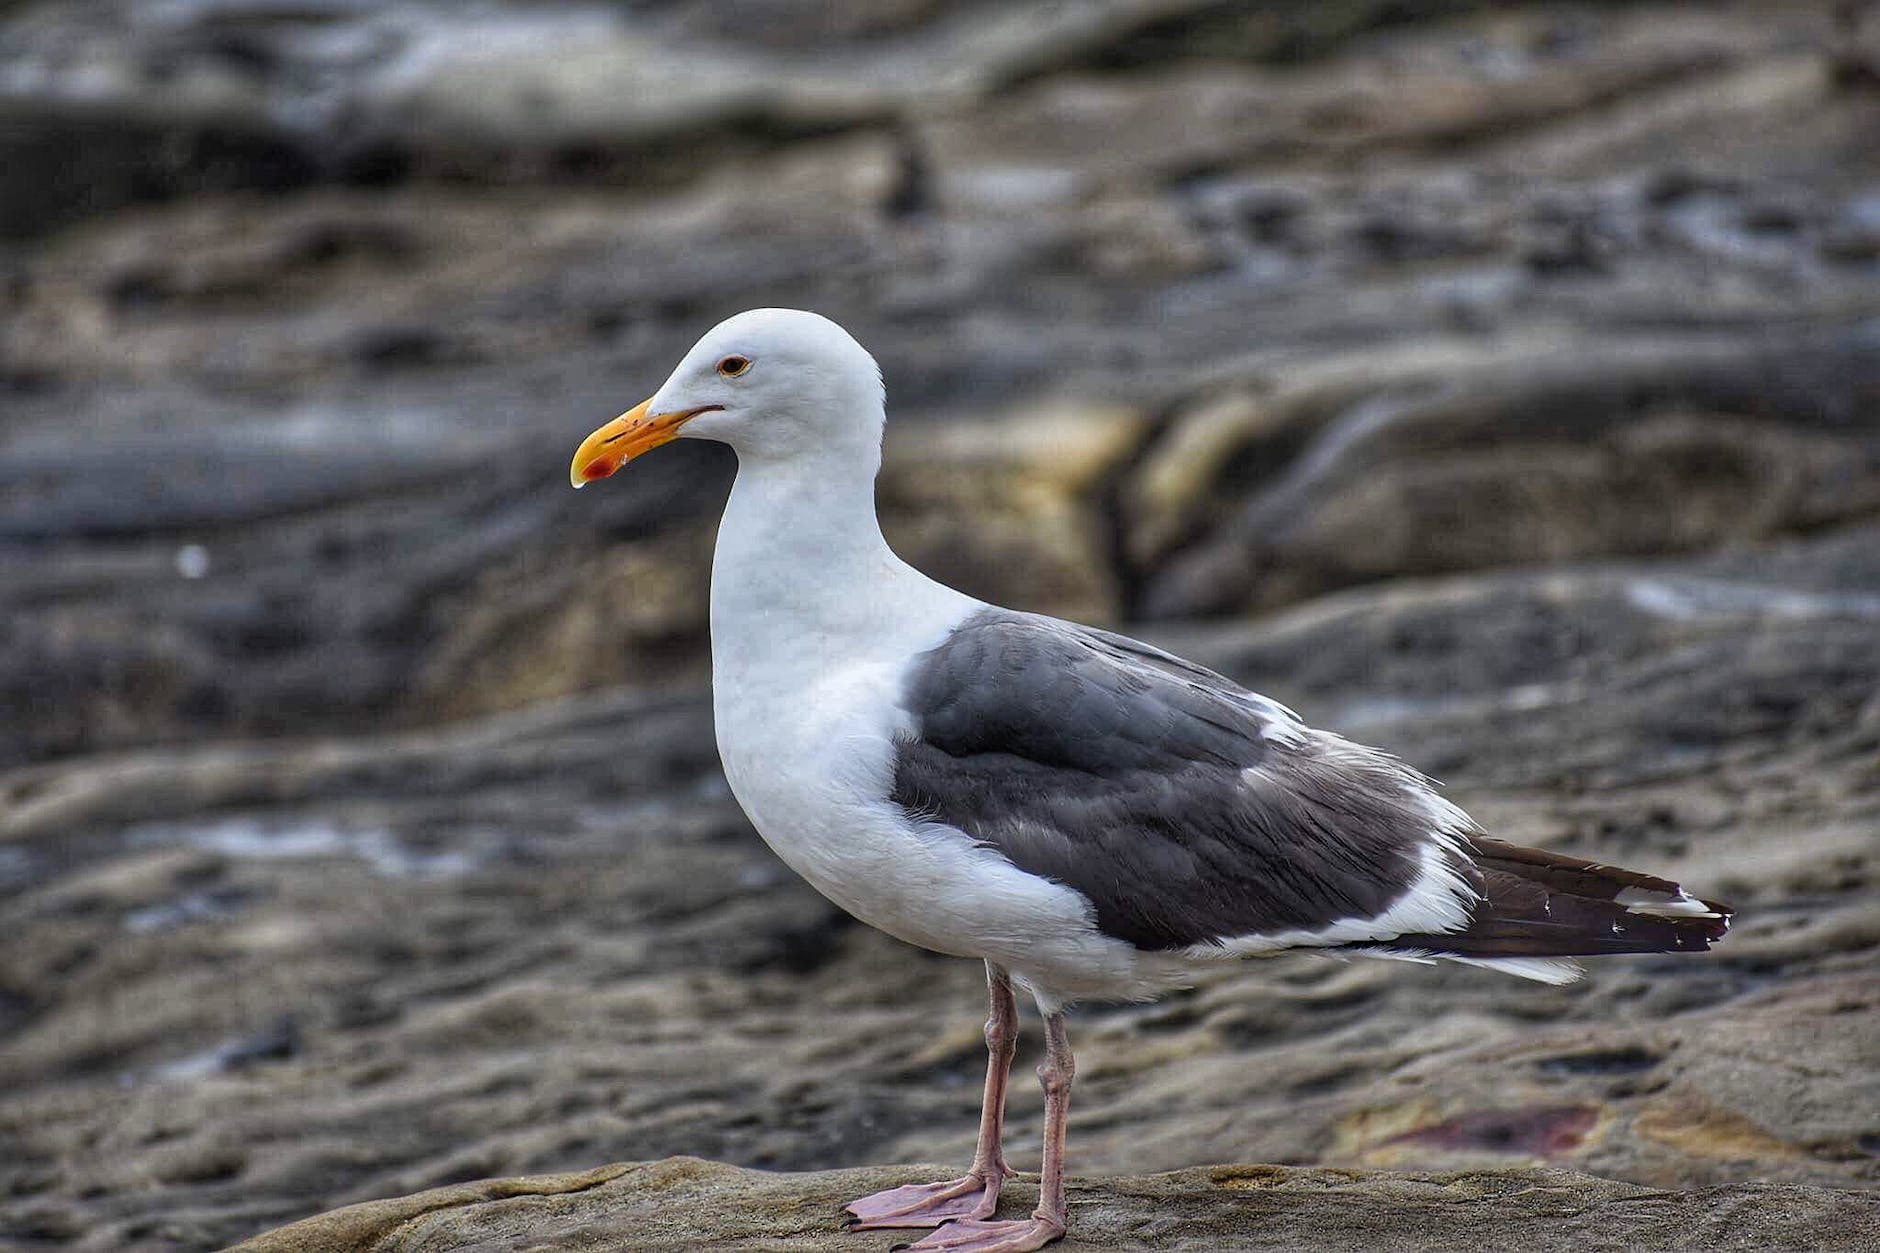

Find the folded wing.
[{"left": 890, "top": 610, "right": 1730, "bottom": 981}]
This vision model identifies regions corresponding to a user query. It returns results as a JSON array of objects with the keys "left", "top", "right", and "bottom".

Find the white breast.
[
  {"left": 702, "top": 454, "right": 1158, "bottom": 1005},
  {"left": 713, "top": 646, "right": 1152, "bottom": 1005},
  {"left": 710, "top": 565, "right": 1151, "bottom": 996}
]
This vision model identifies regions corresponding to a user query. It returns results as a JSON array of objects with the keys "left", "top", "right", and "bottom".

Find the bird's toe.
[
  {"left": 844, "top": 1174, "right": 1002, "bottom": 1229},
  {"left": 896, "top": 1215, "right": 1065, "bottom": 1252}
]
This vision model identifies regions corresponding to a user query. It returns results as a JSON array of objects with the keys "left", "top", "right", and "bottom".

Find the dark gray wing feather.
[{"left": 891, "top": 609, "right": 1469, "bottom": 950}]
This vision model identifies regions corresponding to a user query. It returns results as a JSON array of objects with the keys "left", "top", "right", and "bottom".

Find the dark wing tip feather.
[{"left": 1366, "top": 837, "right": 1733, "bottom": 961}]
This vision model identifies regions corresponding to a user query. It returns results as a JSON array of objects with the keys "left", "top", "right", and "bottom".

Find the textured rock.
[
  {"left": 231, "top": 1157, "right": 1880, "bottom": 1252},
  {"left": 0, "top": 0, "right": 1315, "bottom": 235},
  {"left": 3, "top": 0, "right": 1876, "bottom": 761},
  {"left": 881, "top": 402, "right": 1150, "bottom": 623},
  {"left": 0, "top": 0, "right": 1875, "bottom": 747},
  {"left": 3, "top": 3, "right": 1880, "bottom": 1251},
  {"left": 1129, "top": 329, "right": 1880, "bottom": 617},
  {"left": 2, "top": 527, "right": 1875, "bottom": 1250}
]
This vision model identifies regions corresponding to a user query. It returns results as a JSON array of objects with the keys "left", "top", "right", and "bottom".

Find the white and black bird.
[{"left": 570, "top": 309, "right": 1731, "bottom": 1253}]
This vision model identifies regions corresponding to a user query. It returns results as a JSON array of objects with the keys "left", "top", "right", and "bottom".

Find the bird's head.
[{"left": 570, "top": 308, "right": 885, "bottom": 487}]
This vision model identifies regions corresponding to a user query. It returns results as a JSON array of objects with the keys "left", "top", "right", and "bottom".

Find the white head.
[{"left": 570, "top": 308, "right": 885, "bottom": 485}]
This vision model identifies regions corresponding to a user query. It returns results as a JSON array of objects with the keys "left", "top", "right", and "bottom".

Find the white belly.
[{"left": 712, "top": 653, "right": 1153, "bottom": 1002}]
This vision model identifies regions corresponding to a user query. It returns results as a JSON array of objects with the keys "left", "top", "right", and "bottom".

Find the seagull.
[{"left": 570, "top": 309, "right": 1732, "bottom": 1252}]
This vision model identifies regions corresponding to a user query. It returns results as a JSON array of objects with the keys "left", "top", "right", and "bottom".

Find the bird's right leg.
[{"left": 844, "top": 962, "right": 1019, "bottom": 1229}]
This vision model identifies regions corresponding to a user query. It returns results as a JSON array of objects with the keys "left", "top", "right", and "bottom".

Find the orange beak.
[{"left": 569, "top": 398, "right": 713, "bottom": 488}]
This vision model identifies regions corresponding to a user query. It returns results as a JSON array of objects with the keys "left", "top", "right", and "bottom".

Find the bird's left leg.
[
  {"left": 899, "top": 1009, "right": 1073, "bottom": 1252},
  {"left": 844, "top": 962, "right": 1019, "bottom": 1229}
]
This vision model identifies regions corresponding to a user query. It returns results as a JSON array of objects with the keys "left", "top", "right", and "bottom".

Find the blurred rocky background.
[{"left": 2, "top": 1, "right": 1878, "bottom": 1249}]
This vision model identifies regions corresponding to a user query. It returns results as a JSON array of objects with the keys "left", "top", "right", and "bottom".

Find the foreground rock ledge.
[{"left": 233, "top": 1157, "right": 1876, "bottom": 1252}]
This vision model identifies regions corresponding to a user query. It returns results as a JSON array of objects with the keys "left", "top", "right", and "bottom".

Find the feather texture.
[
  {"left": 891, "top": 609, "right": 1475, "bottom": 951},
  {"left": 893, "top": 609, "right": 1731, "bottom": 978}
]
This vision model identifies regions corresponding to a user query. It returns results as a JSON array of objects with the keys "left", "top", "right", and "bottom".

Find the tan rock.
[
  {"left": 1636, "top": 1092, "right": 1803, "bottom": 1163},
  {"left": 881, "top": 401, "right": 1149, "bottom": 622},
  {"left": 231, "top": 1156, "right": 1880, "bottom": 1252},
  {"left": 1136, "top": 332, "right": 1880, "bottom": 617},
  {"left": 416, "top": 530, "right": 715, "bottom": 719}
]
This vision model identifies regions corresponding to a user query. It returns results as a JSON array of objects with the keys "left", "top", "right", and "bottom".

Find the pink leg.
[
  {"left": 845, "top": 963, "right": 1019, "bottom": 1229},
  {"left": 899, "top": 1010, "right": 1073, "bottom": 1252}
]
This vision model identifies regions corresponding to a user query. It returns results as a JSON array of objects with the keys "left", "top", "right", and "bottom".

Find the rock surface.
[
  {"left": 2, "top": 2, "right": 1879, "bottom": 1251},
  {"left": 231, "top": 1157, "right": 1880, "bottom": 1252},
  {"left": 4, "top": 0, "right": 1878, "bottom": 762},
  {"left": 3, "top": 527, "right": 1876, "bottom": 1250}
]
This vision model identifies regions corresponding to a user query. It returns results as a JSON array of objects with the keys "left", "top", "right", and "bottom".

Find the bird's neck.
[{"left": 709, "top": 447, "right": 971, "bottom": 682}]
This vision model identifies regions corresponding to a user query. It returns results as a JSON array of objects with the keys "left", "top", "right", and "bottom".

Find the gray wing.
[{"left": 891, "top": 608, "right": 1477, "bottom": 951}]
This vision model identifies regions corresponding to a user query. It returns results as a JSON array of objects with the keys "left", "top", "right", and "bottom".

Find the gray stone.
[
  {"left": 2, "top": 528, "right": 1875, "bottom": 1250},
  {"left": 1130, "top": 330, "right": 1880, "bottom": 618},
  {"left": 3, "top": 4, "right": 1879, "bottom": 1251}
]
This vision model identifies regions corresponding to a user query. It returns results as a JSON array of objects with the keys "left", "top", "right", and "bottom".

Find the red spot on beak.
[{"left": 580, "top": 458, "right": 617, "bottom": 482}]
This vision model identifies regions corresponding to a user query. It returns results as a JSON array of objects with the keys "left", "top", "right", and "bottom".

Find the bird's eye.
[{"left": 717, "top": 355, "right": 751, "bottom": 377}]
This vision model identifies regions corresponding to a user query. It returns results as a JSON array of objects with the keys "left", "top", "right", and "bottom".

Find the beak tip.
[
  {"left": 570, "top": 396, "right": 658, "bottom": 492},
  {"left": 571, "top": 459, "right": 618, "bottom": 489}
]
